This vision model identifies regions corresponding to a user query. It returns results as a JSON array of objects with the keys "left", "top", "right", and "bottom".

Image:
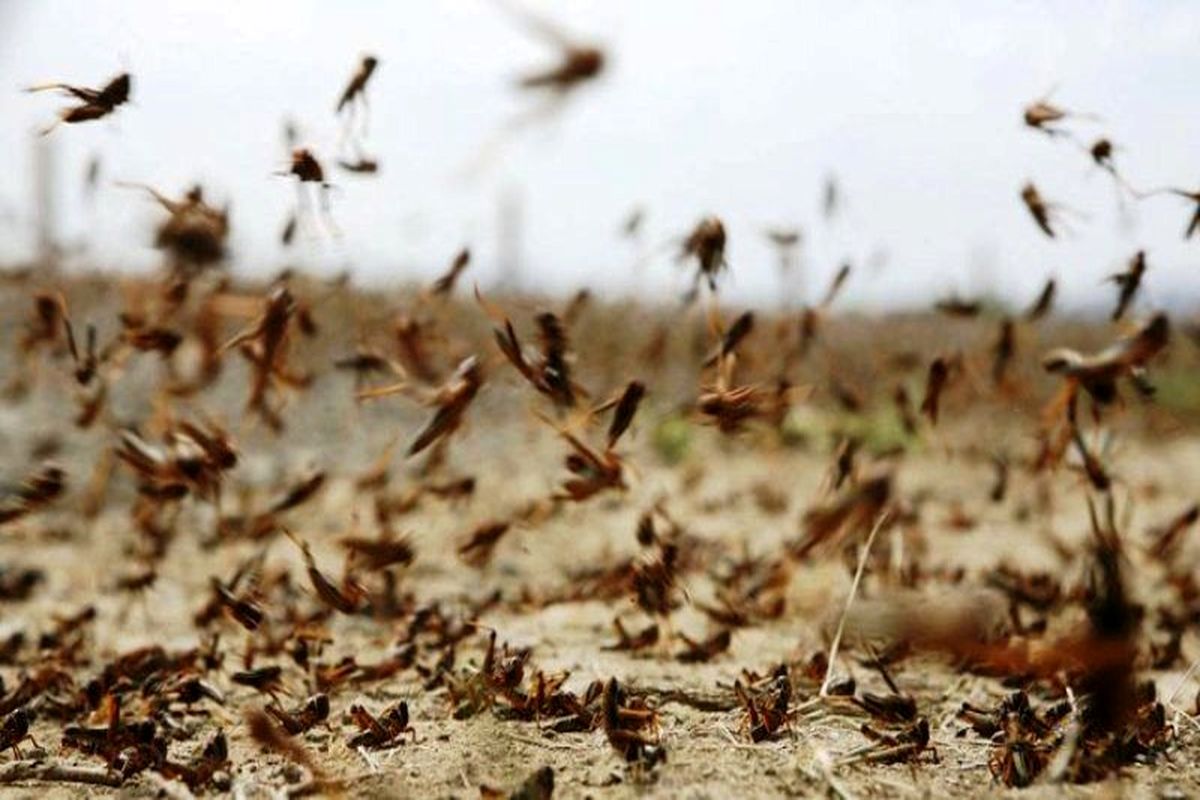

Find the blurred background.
[{"left": 1, "top": 0, "right": 1198, "bottom": 311}]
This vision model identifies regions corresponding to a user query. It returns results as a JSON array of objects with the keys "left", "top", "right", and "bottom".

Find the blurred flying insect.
[
  {"left": 221, "top": 286, "right": 303, "bottom": 431},
  {"left": 1020, "top": 182, "right": 1063, "bottom": 238},
  {"left": 1108, "top": 250, "right": 1146, "bottom": 322},
  {"left": 336, "top": 54, "right": 379, "bottom": 137},
  {"left": 1138, "top": 185, "right": 1200, "bottom": 240},
  {"left": 477, "top": 289, "right": 585, "bottom": 409},
  {"left": 821, "top": 263, "right": 851, "bottom": 308},
  {"left": 286, "top": 529, "right": 364, "bottom": 615},
  {"left": 360, "top": 355, "right": 485, "bottom": 458},
  {"left": 27, "top": 71, "right": 131, "bottom": 135},
  {"left": 466, "top": 1, "right": 605, "bottom": 174},
  {"left": 83, "top": 155, "right": 102, "bottom": 201},
  {"left": 621, "top": 207, "right": 645, "bottom": 240},
  {"left": 1042, "top": 312, "right": 1168, "bottom": 411},
  {"left": 1025, "top": 278, "right": 1056, "bottom": 321},
  {"left": 596, "top": 380, "right": 646, "bottom": 450},
  {"left": 540, "top": 384, "right": 644, "bottom": 502},
  {"left": 504, "top": 0, "right": 604, "bottom": 95},
  {"left": 791, "top": 263, "right": 852, "bottom": 362},
  {"left": 337, "top": 155, "right": 380, "bottom": 175},
  {"left": 992, "top": 318, "right": 1016, "bottom": 387},
  {"left": 822, "top": 174, "right": 840, "bottom": 221},
  {"left": 0, "top": 709, "right": 35, "bottom": 757},
  {"left": 920, "top": 356, "right": 950, "bottom": 425},
  {"left": 702, "top": 311, "right": 754, "bottom": 368},
  {"left": 679, "top": 216, "right": 728, "bottom": 296},
  {"left": 1022, "top": 92, "right": 1096, "bottom": 137},
  {"left": 0, "top": 463, "right": 66, "bottom": 526},
  {"left": 277, "top": 148, "right": 339, "bottom": 238},
  {"left": 117, "top": 182, "right": 230, "bottom": 275},
  {"left": 457, "top": 520, "right": 512, "bottom": 568},
  {"left": 934, "top": 295, "right": 981, "bottom": 318}
]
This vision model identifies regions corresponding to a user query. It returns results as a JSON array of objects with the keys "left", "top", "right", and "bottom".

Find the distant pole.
[
  {"left": 32, "top": 130, "right": 58, "bottom": 264},
  {"left": 497, "top": 185, "right": 523, "bottom": 292}
]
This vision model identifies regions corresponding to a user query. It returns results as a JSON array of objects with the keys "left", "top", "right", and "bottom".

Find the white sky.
[{"left": 1, "top": 0, "right": 1199, "bottom": 311}]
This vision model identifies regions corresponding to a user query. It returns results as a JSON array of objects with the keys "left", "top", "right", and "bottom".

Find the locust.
[{"left": 27, "top": 72, "right": 131, "bottom": 134}]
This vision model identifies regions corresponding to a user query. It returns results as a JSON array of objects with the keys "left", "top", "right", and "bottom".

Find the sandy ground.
[{"left": 0, "top": 274, "right": 1197, "bottom": 798}]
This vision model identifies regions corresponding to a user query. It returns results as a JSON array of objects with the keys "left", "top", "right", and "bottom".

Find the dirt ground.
[{"left": 0, "top": 273, "right": 1197, "bottom": 799}]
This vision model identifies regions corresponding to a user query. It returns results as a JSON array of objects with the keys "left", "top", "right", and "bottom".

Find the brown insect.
[
  {"left": 479, "top": 291, "right": 583, "bottom": 409},
  {"left": 266, "top": 693, "right": 330, "bottom": 736},
  {"left": 695, "top": 306, "right": 795, "bottom": 435},
  {"left": 602, "top": 381, "right": 646, "bottom": 450},
  {"left": 604, "top": 618, "right": 659, "bottom": 652},
  {"left": 1147, "top": 503, "right": 1200, "bottom": 561},
  {"left": 1139, "top": 186, "right": 1200, "bottom": 239},
  {"left": 0, "top": 463, "right": 67, "bottom": 526},
  {"left": 429, "top": 248, "right": 471, "bottom": 297},
  {"left": 27, "top": 71, "right": 131, "bottom": 134},
  {"left": 0, "top": 708, "right": 35, "bottom": 757},
  {"left": 1020, "top": 182, "right": 1059, "bottom": 238},
  {"left": 1108, "top": 249, "right": 1146, "bottom": 322},
  {"left": 601, "top": 678, "right": 665, "bottom": 768},
  {"left": 0, "top": 567, "right": 44, "bottom": 602},
  {"left": 991, "top": 317, "right": 1016, "bottom": 386},
  {"left": 337, "top": 156, "right": 380, "bottom": 175},
  {"left": 793, "top": 472, "right": 891, "bottom": 559},
  {"left": 679, "top": 216, "right": 728, "bottom": 293},
  {"left": 221, "top": 286, "right": 302, "bottom": 430},
  {"left": 703, "top": 311, "right": 754, "bottom": 368},
  {"left": 280, "top": 211, "right": 298, "bottom": 246},
  {"left": 542, "top": 400, "right": 636, "bottom": 502},
  {"left": 1042, "top": 312, "right": 1168, "bottom": 410},
  {"left": 347, "top": 701, "right": 415, "bottom": 749},
  {"left": 632, "top": 541, "right": 681, "bottom": 619},
  {"left": 279, "top": 148, "right": 338, "bottom": 236},
  {"left": 1022, "top": 95, "right": 1094, "bottom": 137},
  {"left": 504, "top": 2, "right": 605, "bottom": 95},
  {"left": 821, "top": 263, "right": 852, "bottom": 307},
  {"left": 989, "top": 454, "right": 1009, "bottom": 503},
  {"left": 934, "top": 295, "right": 981, "bottom": 318},
  {"left": 114, "top": 566, "right": 158, "bottom": 595},
  {"left": 116, "top": 419, "right": 237, "bottom": 502},
  {"left": 734, "top": 666, "right": 792, "bottom": 742},
  {"left": 920, "top": 356, "right": 950, "bottom": 424},
  {"left": 340, "top": 534, "right": 415, "bottom": 572},
  {"left": 233, "top": 666, "right": 287, "bottom": 708},
  {"left": 457, "top": 520, "right": 512, "bottom": 568},
  {"left": 286, "top": 530, "right": 364, "bottom": 615},
  {"left": 336, "top": 54, "right": 379, "bottom": 126},
  {"left": 464, "top": 2, "right": 604, "bottom": 174},
  {"left": 410, "top": 356, "right": 483, "bottom": 456},
  {"left": 204, "top": 576, "right": 264, "bottom": 632},
  {"left": 829, "top": 437, "right": 860, "bottom": 491},
  {"left": 59, "top": 301, "right": 101, "bottom": 387},
  {"left": 675, "top": 628, "right": 732, "bottom": 663},
  {"left": 1070, "top": 427, "right": 1111, "bottom": 492},
  {"left": 118, "top": 182, "right": 229, "bottom": 273},
  {"left": 845, "top": 718, "right": 934, "bottom": 765},
  {"left": 18, "top": 292, "right": 64, "bottom": 356},
  {"left": 1025, "top": 278, "right": 1056, "bottom": 321}
]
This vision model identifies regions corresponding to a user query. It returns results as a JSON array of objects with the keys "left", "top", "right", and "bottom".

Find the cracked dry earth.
[{"left": 0, "top": 281, "right": 1197, "bottom": 799}]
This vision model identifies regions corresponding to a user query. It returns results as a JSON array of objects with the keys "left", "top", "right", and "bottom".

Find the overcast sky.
[{"left": 1, "top": 0, "right": 1199, "bottom": 310}]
